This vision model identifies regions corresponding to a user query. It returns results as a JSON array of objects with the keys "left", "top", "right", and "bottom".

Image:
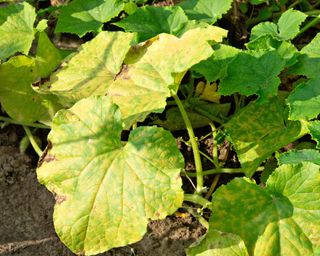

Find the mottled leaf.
[
  {"left": 178, "top": 0, "right": 233, "bottom": 23},
  {"left": 287, "top": 78, "right": 320, "bottom": 120},
  {"left": 55, "top": 0, "right": 124, "bottom": 37},
  {"left": 210, "top": 162, "right": 320, "bottom": 255},
  {"left": 186, "top": 227, "right": 249, "bottom": 256},
  {"left": 0, "top": 2, "right": 36, "bottom": 61},
  {"left": 44, "top": 31, "right": 135, "bottom": 106},
  {"left": 192, "top": 44, "right": 240, "bottom": 82},
  {"left": 309, "top": 121, "right": 320, "bottom": 148},
  {"left": 115, "top": 6, "right": 189, "bottom": 42},
  {"left": 219, "top": 50, "right": 285, "bottom": 100},
  {"left": 225, "top": 98, "right": 307, "bottom": 177},
  {"left": 108, "top": 27, "right": 227, "bottom": 128},
  {"left": 0, "top": 56, "right": 61, "bottom": 124},
  {"left": 37, "top": 96, "right": 184, "bottom": 255},
  {"left": 278, "top": 149, "right": 320, "bottom": 165}
]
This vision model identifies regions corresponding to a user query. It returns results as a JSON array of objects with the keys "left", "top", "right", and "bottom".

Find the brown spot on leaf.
[
  {"left": 55, "top": 194, "right": 67, "bottom": 204},
  {"left": 114, "top": 64, "right": 130, "bottom": 80},
  {"left": 37, "top": 141, "right": 54, "bottom": 167}
]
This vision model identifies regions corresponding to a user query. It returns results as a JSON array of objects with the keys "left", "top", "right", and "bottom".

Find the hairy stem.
[
  {"left": 172, "top": 92, "right": 204, "bottom": 193},
  {"left": 184, "top": 194, "right": 211, "bottom": 208}
]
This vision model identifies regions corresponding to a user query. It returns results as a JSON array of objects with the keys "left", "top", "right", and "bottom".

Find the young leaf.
[
  {"left": 278, "top": 149, "right": 320, "bottom": 165},
  {"left": 0, "top": 56, "right": 61, "bottom": 124},
  {"left": 0, "top": 2, "right": 36, "bottom": 61},
  {"left": 55, "top": 0, "right": 124, "bottom": 37},
  {"left": 114, "top": 6, "right": 189, "bottom": 42},
  {"left": 178, "top": 0, "right": 233, "bottom": 23},
  {"left": 250, "top": 9, "right": 307, "bottom": 41},
  {"left": 186, "top": 228, "right": 249, "bottom": 256},
  {"left": 44, "top": 31, "right": 135, "bottom": 106},
  {"left": 219, "top": 50, "right": 285, "bottom": 100},
  {"left": 277, "top": 9, "right": 307, "bottom": 40},
  {"left": 224, "top": 98, "right": 307, "bottom": 177},
  {"left": 108, "top": 27, "right": 227, "bottom": 128},
  {"left": 289, "top": 33, "right": 320, "bottom": 78},
  {"left": 192, "top": 44, "right": 240, "bottom": 82},
  {"left": 209, "top": 162, "right": 320, "bottom": 255},
  {"left": 308, "top": 121, "right": 320, "bottom": 148},
  {"left": 37, "top": 96, "right": 184, "bottom": 255},
  {"left": 287, "top": 78, "right": 320, "bottom": 120},
  {"left": 35, "top": 31, "right": 63, "bottom": 78}
]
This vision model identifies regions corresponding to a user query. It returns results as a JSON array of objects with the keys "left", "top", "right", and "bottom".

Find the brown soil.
[{"left": 0, "top": 126, "right": 205, "bottom": 256}]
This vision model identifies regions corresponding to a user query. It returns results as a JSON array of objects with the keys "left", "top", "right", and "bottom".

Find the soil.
[{"left": 0, "top": 126, "right": 205, "bottom": 256}]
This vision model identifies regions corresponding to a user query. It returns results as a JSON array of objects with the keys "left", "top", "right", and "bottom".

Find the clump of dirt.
[{"left": 0, "top": 126, "right": 205, "bottom": 256}]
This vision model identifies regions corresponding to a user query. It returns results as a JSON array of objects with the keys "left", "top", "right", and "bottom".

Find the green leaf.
[
  {"left": 0, "top": 2, "right": 36, "bottom": 61},
  {"left": 277, "top": 9, "right": 307, "bottom": 40},
  {"left": 246, "top": 35, "right": 298, "bottom": 67},
  {"left": 186, "top": 228, "right": 249, "bottom": 256},
  {"left": 219, "top": 50, "right": 285, "bottom": 100},
  {"left": 115, "top": 6, "right": 189, "bottom": 42},
  {"left": 55, "top": 0, "right": 124, "bottom": 37},
  {"left": 250, "top": 9, "right": 307, "bottom": 41},
  {"left": 44, "top": 31, "right": 135, "bottom": 106},
  {"left": 210, "top": 162, "right": 320, "bottom": 255},
  {"left": 192, "top": 44, "right": 240, "bottom": 82},
  {"left": 0, "top": 56, "right": 61, "bottom": 124},
  {"left": 278, "top": 149, "right": 320, "bottom": 165},
  {"left": 108, "top": 27, "right": 227, "bottom": 128},
  {"left": 35, "top": 31, "right": 63, "bottom": 78},
  {"left": 308, "top": 121, "right": 320, "bottom": 148},
  {"left": 287, "top": 78, "right": 320, "bottom": 120},
  {"left": 37, "top": 96, "right": 184, "bottom": 255},
  {"left": 289, "top": 33, "right": 320, "bottom": 78},
  {"left": 224, "top": 98, "right": 307, "bottom": 177},
  {"left": 178, "top": 0, "right": 233, "bottom": 23}
]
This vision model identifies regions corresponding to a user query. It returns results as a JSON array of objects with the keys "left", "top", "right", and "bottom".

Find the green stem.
[
  {"left": 0, "top": 116, "right": 50, "bottom": 129},
  {"left": 184, "top": 207, "right": 209, "bottom": 229},
  {"left": 184, "top": 194, "right": 211, "bottom": 208},
  {"left": 205, "top": 174, "right": 220, "bottom": 199},
  {"left": 297, "top": 15, "right": 320, "bottom": 36},
  {"left": 23, "top": 126, "right": 43, "bottom": 157},
  {"left": 172, "top": 92, "right": 204, "bottom": 193},
  {"left": 184, "top": 168, "right": 244, "bottom": 177}
]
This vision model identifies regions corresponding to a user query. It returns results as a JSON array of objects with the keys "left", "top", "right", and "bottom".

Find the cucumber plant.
[{"left": 0, "top": 0, "right": 319, "bottom": 255}]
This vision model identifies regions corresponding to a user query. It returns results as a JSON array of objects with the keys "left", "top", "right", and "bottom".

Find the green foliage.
[
  {"left": 55, "top": 0, "right": 124, "bottom": 37},
  {"left": 178, "top": 0, "right": 233, "bottom": 23},
  {"left": 0, "top": 1, "right": 320, "bottom": 255},
  {"left": 115, "top": 6, "right": 190, "bottom": 42},
  {"left": 0, "top": 2, "right": 36, "bottom": 61},
  {"left": 250, "top": 9, "right": 307, "bottom": 41}
]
